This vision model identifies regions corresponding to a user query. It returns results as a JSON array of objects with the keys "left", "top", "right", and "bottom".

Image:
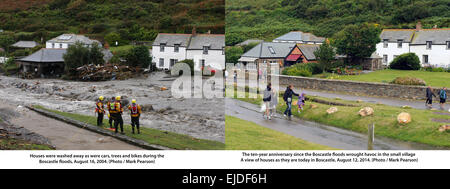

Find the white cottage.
[
  {"left": 152, "top": 31, "right": 225, "bottom": 71},
  {"left": 376, "top": 23, "right": 450, "bottom": 68},
  {"left": 46, "top": 34, "right": 101, "bottom": 49}
]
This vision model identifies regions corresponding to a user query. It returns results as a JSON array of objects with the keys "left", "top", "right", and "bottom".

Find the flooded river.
[{"left": 0, "top": 72, "right": 224, "bottom": 143}]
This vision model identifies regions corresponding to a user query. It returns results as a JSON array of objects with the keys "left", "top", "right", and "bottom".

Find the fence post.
[{"left": 368, "top": 123, "right": 375, "bottom": 150}]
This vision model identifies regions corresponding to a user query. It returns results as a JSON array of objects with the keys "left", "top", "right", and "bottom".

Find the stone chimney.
[
  {"left": 416, "top": 21, "right": 422, "bottom": 31},
  {"left": 192, "top": 26, "right": 197, "bottom": 36}
]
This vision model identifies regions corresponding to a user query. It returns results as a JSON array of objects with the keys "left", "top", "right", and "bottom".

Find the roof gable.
[
  {"left": 152, "top": 33, "right": 192, "bottom": 47},
  {"left": 241, "top": 42, "right": 296, "bottom": 58}
]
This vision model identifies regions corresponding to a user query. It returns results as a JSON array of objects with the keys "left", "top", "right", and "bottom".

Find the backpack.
[{"left": 440, "top": 90, "right": 447, "bottom": 99}]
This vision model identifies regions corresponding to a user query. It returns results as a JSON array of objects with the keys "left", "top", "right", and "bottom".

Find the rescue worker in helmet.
[
  {"left": 128, "top": 99, "right": 142, "bottom": 134},
  {"left": 110, "top": 96, "right": 124, "bottom": 134},
  {"left": 106, "top": 96, "right": 115, "bottom": 129},
  {"left": 95, "top": 96, "right": 105, "bottom": 126}
]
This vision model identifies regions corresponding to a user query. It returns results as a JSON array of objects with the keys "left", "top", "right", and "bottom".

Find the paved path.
[
  {"left": 287, "top": 88, "right": 450, "bottom": 111},
  {"left": 0, "top": 102, "right": 142, "bottom": 150},
  {"left": 226, "top": 98, "right": 443, "bottom": 150}
]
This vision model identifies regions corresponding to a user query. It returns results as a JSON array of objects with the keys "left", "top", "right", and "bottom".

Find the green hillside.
[
  {"left": 226, "top": 0, "right": 450, "bottom": 45},
  {"left": 0, "top": 0, "right": 224, "bottom": 43}
]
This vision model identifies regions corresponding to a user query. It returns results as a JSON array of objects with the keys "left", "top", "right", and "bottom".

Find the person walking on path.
[
  {"left": 439, "top": 87, "right": 447, "bottom": 110},
  {"left": 283, "top": 85, "right": 299, "bottom": 120},
  {"left": 269, "top": 89, "right": 278, "bottom": 118},
  {"left": 297, "top": 93, "right": 305, "bottom": 113},
  {"left": 95, "top": 96, "right": 105, "bottom": 126},
  {"left": 128, "top": 99, "right": 142, "bottom": 134},
  {"left": 262, "top": 83, "right": 272, "bottom": 120},
  {"left": 426, "top": 86, "right": 436, "bottom": 108}
]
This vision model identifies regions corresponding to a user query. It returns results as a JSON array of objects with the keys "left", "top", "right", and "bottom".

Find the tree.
[
  {"left": 0, "top": 35, "right": 14, "bottom": 53},
  {"left": 105, "top": 32, "right": 122, "bottom": 47},
  {"left": 314, "top": 42, "right": 336, "bottom": 72},
  {"left": 332, "top": 23, "right": 381, "bottom": 64},
  {"left": 225, "top": 46, "right": 244, "bottom": 64},
  {"left": 389, "top": 53, "right": 421, "bottom": 70},
  {"left": 63, "top": 42, "right": 104, "bottom": 74},
  {"left": 125, "top": 46, "right": 151, "bottom": 68}
]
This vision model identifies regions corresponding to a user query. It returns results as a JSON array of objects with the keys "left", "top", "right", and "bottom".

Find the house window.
[
  {"left": 170, "top": 59, "right": 178, "bottom": 68},
  {"left": 397, "top": 39, "right": 403, "bottom": 48},
  {"left": 222, "top": 47, "right": 225, "bottom": 55},
  {"left": 203, "top": 46, "right": 209, "bottom": 55},
  {"left": 174, "top": 44, "right": 179, "bottom": 52},
  {"left": 159, "top": 58, "right": 164, "bottom": 67},
  {"left": 383, "top": 39, "right": 388, "bottom": 48},
  {"left": 268, "top": 46, "right": 275, "bottom": 54},
  {"left": 383, "top": 55, "right": 388, "bottom": 64},
  {"left": 52, "top": 43, "right": 55, "bottom": 48},
  {"left": 426, "top": 41, "right": 432, "bottom": 50},
  {"left": 160, "top": 43, "right": 166, "bottom": 52},
  {"left": 446, "top": 41, "right": 450, "bottom": 49},
  {"left": 423, "top": 55, "right": 429, "bottom": 64},
  {"left": 59, "top": 44, "right": 63, "bottom": 48}
]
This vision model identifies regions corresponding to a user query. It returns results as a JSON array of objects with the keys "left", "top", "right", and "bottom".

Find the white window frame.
[
  {"left": 397, "top": 39, "right": 403, "bottom": 48},
  {"left": 423, "top": 55, "right": 429, "bottom": 64},
  {"left": 160, "top": 43, "right": 166, "bottom": 52},
  {"left": 203, "top": 46, "right": 209, "bottom": 55},
  {"left": 174, "top": 44, "right": 179, "bottom": 53},
  {"left": 426, "top": 41, "right": 432, "bottom": 50},
  {"left": 159, "top": 58, "right": 164, "bottom": 67},
  {"left": 383, "top": 39, "right": 388, "bottom": 48},
  {"left": 383, "top": 55, "right": 388, "bottom": 64}
]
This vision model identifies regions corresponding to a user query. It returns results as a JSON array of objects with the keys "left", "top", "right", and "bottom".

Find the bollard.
[{"left": 368, "top": 123, "right": 375, "bottom": 150}]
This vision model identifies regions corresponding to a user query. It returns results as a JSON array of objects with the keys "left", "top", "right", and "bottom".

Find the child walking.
[{"left": 297, "top": 93, "right": 305, "bottom": 113}]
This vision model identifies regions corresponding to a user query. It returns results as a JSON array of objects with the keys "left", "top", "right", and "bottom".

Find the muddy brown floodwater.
[{"left": 0, "top": 72, "right": 224, "bottom": 143}]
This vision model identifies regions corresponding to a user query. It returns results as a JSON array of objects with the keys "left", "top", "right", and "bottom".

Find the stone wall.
[{"left": 275, "top": 75, "right": 449, "bottom": 100}]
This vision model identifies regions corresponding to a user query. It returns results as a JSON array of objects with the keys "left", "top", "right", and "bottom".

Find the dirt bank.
[{"left": 0, "top": 72, "right": 224, "bottom": 142}]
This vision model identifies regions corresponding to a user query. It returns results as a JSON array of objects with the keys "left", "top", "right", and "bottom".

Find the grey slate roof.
[
  {"left": 11, "top": 41, "right": 39, "bottom": 48},
  {"left": 152, "top": 33, "right": 192, "bottom": 47},
  {"left": 236, "top": 39, "right": 264, "bottom": 46},
  {"left": 21, "top": 48, "right": 112, "bottom": 63},
  {"left": 188, "top": 34, "right": 225, "bottom": 50},
  {"left": 380, "top": 29, "right": 415, "bottom": 42},
  {"left": 411, "top": 29, "right": 450, "bottom": 45},
  {"left": 20, "top": 49, "right": 66, "bottom": 63},
  {"left": 380, "top": 29, "right": 450, "bottom": 44},
  {"left": 47, "top": 34, "right": 101, "bottom": 46},
  {"left": 297, "top": 44, "right": 320, "bottom": 60},
  {"left": 274, "top": 31, "right": 325, "bottom": 43},
  {"left": 241, "top": 42, "right": 296, "bottom": 58}
]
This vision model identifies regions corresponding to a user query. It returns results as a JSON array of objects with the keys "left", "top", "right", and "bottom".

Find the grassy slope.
[
  {"left": 0, "top": 138, "right": 54, "bottom": 150},
  {"left": 229, "top": 89, "right": 450, "bottom": 147},
  {"left": 34, "top": 105, "right": 224, "bottom": 150},
  {"left": 225, "top": 115, "right": 335, "bottom": 150},
  {"left": 335, "top": 70, "right": 450, "bottom": 88}
]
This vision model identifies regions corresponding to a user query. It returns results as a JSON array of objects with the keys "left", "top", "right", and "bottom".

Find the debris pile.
[{"left": 71, "top": 64, "right": 141, "bottom": 81}]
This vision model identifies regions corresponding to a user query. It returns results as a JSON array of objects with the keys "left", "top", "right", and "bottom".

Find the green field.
[
  {"left": 33, "top": 105, "right": 225, "bottom": 150},
  {"left": 229, "top": 89, "right": 450, "bottom": 147},
  {"left": 333, "top": 70, "right": 450, "bottom": 88},
  {"left": 225, "top": 115, "right": 335, "bottom": 150},
  {"left": 109, "top": 45, "right": 137, "bottom": 54}
]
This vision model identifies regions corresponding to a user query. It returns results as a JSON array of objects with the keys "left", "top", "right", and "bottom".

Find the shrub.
[
  {"left": 124, "top": 46, "right": 151, "bottom": 68},
  {"left": 390, "top": 76, "right": 426, "bottom": 86},
  {"left": 389, "top": 53, "right": 421, "bottom": 70},
  {"left": 173, "top": 59, "right": 195, "bottom": 76},
  {"left": 282, "top": 63, "right": 321, "bottom": 76}
]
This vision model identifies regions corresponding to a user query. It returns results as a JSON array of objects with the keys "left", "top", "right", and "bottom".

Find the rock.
[
  {"left": 335, "top": 97, "right": 341, "bottom": 100},
  {"left": 358, "top": 107, "right": 374, "bottom": 116},
  {"left": 438, "top": 125, "right": 450, "bottom": 132},
  {"left": 160, "top": 87, "right": 168, "bottom": 91},
  {"left": 141, "top": 104, "right": 154, "bottom": 112},
  {"left": 326, "top": 107, "right": 338, "bottom": 114},
  {"left": 401, "top": 105, "right": 412, "bottom": 109},
  {"left": 310, "top": 104, "right": 318, "bottom": 109},
  {"left": 397, "top": 112, "right": 411, "bottom": 124},
  {"left": 356, "top": 99, "right": 363, "bottom": 103}
]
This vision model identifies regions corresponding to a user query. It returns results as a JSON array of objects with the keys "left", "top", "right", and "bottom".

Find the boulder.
[
  {"left": 160, "top": 87, "right": 168, "bottom": 91},
  {"left": 326, "top": 107, "right": 338, "bottom": 114},
  {"left": 356, "top": 99, "right": 363, "bottom": 103},
  {"left": 397, "top": 112, "right": 411, "bottom": 124},
  {"left": 141, "top": 104, "right": 154, "bottom": 112},
  {"left": 310, "top": 104, "right": 318, "bottom": 109},
  {"left": 401, "top": 105, "right": 412, "bottom": 109},
  {"left": 438, "top": 125, "right": 450, "bottom": 132},
  {"left": 358, "top": 107, "right": 374, "bottom": 116}
]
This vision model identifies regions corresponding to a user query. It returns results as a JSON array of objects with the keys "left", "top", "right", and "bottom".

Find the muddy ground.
[{"left": 0, "top": 72, "right": 224, "bottom": 143}]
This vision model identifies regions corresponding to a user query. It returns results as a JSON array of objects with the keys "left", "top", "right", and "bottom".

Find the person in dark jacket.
[
  {"left": 283, "top": 85, "right": 299, "bottom": 119},
  {"left": 426, "top": 86, "right": 436, "bottom": 108},
  {"left": 439, "top": 87, "right": 447, "bottom": 110}
]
